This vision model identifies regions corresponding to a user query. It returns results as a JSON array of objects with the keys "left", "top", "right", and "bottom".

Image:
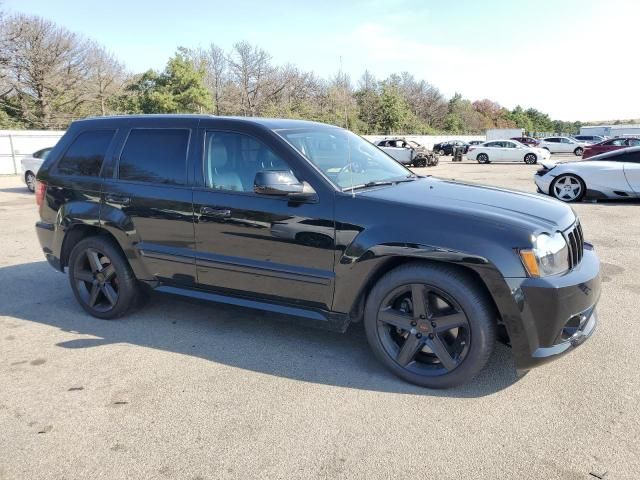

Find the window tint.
[
  {"left": 545, "top": 138, "right": 559, "bottom": 143},
  {"left": 56, "top": 130, "right": 115, "bottom": 176},
  {"left": 615, "top": 152, "right": 640, "bottom": 163},
  {"left": 627, "top": 139, "right": 640, "bottom": 146},
  {"left": 204, "top": 131, "right": 293, "bottom": 192},
  {"left": 118, "top": 129, "right": 189, "bottom": 185},
  {"left": 485, "top": 141, "right": 501, "bottom": 148},
  {"left": 504, "top": 142, "right": 517, "bottom": 148}
]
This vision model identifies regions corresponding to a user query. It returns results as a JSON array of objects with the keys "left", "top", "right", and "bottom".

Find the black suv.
[{"left": 35, "top": 115, "right": 601, "bottom": 388}]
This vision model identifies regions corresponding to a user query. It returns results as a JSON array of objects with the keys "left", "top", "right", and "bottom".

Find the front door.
[
  {"left": 621, "top": 151, "right": 640, "bottom": 195},
  {"left": 192, "top": 129, "right": 336, "bottom": 310}
]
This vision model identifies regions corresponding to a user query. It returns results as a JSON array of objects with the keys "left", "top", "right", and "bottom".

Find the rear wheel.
[
  {"left": 68, "top": 236, "right": 140, "bottom": 319},
  {"left": 574, "top": 147, "right": 584, "bottom": 156},
  {"left": 477, "top": 153, "right": 489, "bottom": 164},
  {"left": 364, "top": 263, "right": 496, "bottom": 388},
  {"left": 414, "top": 157, "right": 427, "bottom": 168},
  {"left": 524, "top": 153, "right": 537, "bottom": 164},
  {"left": 25, "top": 171, "right": 36, "bottom": 192},
  {"left": 551, "top": 174, "right": 585, "bottom": 202},
  {"left": 438, "top": 149, "right": 445, "bottom": 156}
]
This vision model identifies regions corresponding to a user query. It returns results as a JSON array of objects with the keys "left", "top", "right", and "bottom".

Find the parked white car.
[
  {"left": 466, "top": 140, "right": 550, "bottom": 164},
  {"left": 21, "top": 147, "right": 53, "bottom": 192},
  {"left": 534, "top": 146, "right": 640, "bottom": 202},
  {"left": 538, "top": 136, "right": 588, "bottom": 156}
]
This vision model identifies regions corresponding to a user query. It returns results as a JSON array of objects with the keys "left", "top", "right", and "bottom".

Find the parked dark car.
[
  {"left": 511, "top": 136, "right": 540, "bottom": 147},
  {"left": 433, "top": 140, "right": 469, "bottom": 155},
  {"left": 35, "top": 115, "right": 601, "bottom": 388},
  {"left": 582, "top": 137, "right": 640, "bottom": 159}
]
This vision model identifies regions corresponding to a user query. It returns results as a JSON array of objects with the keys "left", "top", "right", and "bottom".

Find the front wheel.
[
  {"left": 414, "top": 157, "right": 427, "bottom": 168},
  {"left": 438, "top": 149, "right": 445, "bottom": 156},
  {"left": 477, "top": 153, "right": 489, "bottom": 164},
  {"left": 364, "top": 263, "right": 496, "bottom": 388},
  {"left": 25, "top": 171, "right": 36, "bottom": 192},
  {"left": 551, "top": 174, "right": 585, "bottom": 202},
  {"left": 68, "top": 236, "right": 140, "bottom": 319},
  {"left": 524, "top": 153, "right": 537, "bottom": 164},
  {"left": 574, "top": 147, "right": 584, "bottom": 156}
]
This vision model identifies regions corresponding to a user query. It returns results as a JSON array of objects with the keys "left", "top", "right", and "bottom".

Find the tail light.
[{"left": 35, "top": 181, "right": 46, "bottom": 207}]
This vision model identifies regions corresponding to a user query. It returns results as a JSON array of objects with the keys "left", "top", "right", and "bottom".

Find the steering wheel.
[{"left": 338, "top": 162, "right": 363, "bottom": 176}]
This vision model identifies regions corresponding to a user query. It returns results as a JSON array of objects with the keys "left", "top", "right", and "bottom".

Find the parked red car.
[
  {"left": 582, "top": 137, "right": 640, "bottom": 159},
  {"left": 511, "top": 136, "right": 539, "bottom": 146}
]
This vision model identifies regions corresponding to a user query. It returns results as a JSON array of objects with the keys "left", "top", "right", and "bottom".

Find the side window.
[
  {"left": 560, "top": 138, "right": 571, "bottom": 143},
  {"left": 204, "top": 131, "right": 293, "bottom": 192},
  {"left": 617, "top": 152, "right": 640, "bottom": 163},
  {"left": 627, "top": 139, "right": 640, "bottom": 147},
  {"left": 118, "top": 129, "right": 189, "bottom": 185},
  {"left": 56, "top": 130, "right": 115, "bottom": 177},
  {"left": 504, "top": 142, "right": 516, "bottom": 148},
  {"left": 611, "top": 139, "right": 626, "bottom": 146},
  {"left": 546, "top": 138, "right": 558, "bottom": 143}
]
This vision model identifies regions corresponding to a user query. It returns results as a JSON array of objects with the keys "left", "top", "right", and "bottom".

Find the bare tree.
[
  {"left": 85, "top": 42, "right": 125, "bottom": 115},
  {"left": 228, "top": 41, "right": 282, "bottom": 116},
  {"left": 1, "top": 14, "right": 91, "bottom": 128}
]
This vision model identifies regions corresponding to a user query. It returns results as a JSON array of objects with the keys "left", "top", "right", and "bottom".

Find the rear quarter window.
[{"left": 55, "top": 130, "right": 115, "bottom": 177}]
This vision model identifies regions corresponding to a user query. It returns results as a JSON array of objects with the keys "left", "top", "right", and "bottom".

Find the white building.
[
  {"left": 0, "top": 130, "right": 65, "bottom": 175},
  {"left": 580, "top": 124, "right": 640, "bottom": 137}
]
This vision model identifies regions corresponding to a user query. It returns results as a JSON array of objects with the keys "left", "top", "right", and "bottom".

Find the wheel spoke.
[
  {"left": 425, "top": 335, "right": 457, "bottom": 371},
  {"left": 86, "top": 249, "right": 103, "bottom": 273},
  {"left": 88, "top": 283, "right": 100, "bottom": 307},
  {"left": 75, "top": 270, "right": 94, "bottom": 283},
  {"left": 433, "top": 311, "right": 467, "bottom": 332},
  {"left": 379, "top": 307, "right": 413, "bottom": 330},
  {"left": 411, "top": 284, "right": 428, "bottom": 319},
  {"left": 101, "top": 283, "right": 118, "bottom": 306},
  {"left": 396, "top": 334, "right": 423, "bottom": 366}
]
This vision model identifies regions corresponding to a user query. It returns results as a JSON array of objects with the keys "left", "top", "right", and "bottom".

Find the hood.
[{"left": 359, "top": 177, "right": 575, "bottom": 232}]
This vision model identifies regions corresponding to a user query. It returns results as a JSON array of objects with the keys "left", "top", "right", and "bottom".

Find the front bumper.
[{"left": 503, "top": 243, "right": 601, "bottom": 371}]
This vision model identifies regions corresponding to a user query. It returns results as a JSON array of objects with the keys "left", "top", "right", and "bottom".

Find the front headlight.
[{"left": 519, "top": 232, "right": 569, "bottom": 277}]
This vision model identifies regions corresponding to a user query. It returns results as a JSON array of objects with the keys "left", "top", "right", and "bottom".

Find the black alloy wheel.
[
  {"left": 68, "top": 236, "right": 139, "bottom": 319},
  {"left": 364, "top": 263, "right": 496, "bottom": 388},
  {"left": 524, "top": 153, "right": 537, "bottom": 164},
  {"left": 477, "top": 153, "right": 489, "bottom": 164}
]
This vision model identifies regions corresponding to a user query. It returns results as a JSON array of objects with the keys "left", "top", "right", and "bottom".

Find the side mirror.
[{"left": 253, "top": 170, "right": 317, "bottom": 201}]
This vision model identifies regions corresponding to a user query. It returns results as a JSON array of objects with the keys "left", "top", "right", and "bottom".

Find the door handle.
[
  {"left": 105, "top": 194, "right": 130, "bottom": 206},
  {"left": 200, "top": 206, "right": 231, "bottom": 218}
]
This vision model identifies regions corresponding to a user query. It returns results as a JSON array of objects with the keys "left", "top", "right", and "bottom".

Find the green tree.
[
  {"left": 119, "top": 48, "right": 211, "bottom": 114},
  {"left": 378, "top": 83, "right": 408, "bottom": 134}
]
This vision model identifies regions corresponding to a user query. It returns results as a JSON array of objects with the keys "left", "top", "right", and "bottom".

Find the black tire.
[
  {"left": 414, "top": 157, "right": 427, "bottom": 168},
  {"left": 438, "top": 149, "right": 445, "bottom": 156},
  {"left": 364, "top": 262, "right": 496, "bottom": 388},
  {"left": 429, "top": 156, "right": 439, "bottom": 167},
  {"left": 25, "top": 171, "right": 36, "bottom": 192},
  {"left": 550, "top": 173, "right": 586, "bottom": 203},
  {"left": 68, "top": 236, "right": 140, "bottom": 319},
  {"left": 574, "top": 147, "right": 584, "bottom": 156},
  {"left": 524, "top": 153, "right": 537, "bottom": 164},
  {"left": 477, "top": 153, "right": 489, "bottom": 164}
]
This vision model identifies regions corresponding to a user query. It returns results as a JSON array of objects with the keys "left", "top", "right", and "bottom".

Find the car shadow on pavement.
[
  {"left": 0, "top": 261, "right": 523, "bottom": 398},
  {"left": 0, "top": 187, "right": 31, "bottom": 195}
]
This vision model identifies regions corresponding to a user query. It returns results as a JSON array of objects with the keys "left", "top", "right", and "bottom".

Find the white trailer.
[
  {"left": 0, "top": 130, "right": 65, "bottom": 175},
  {"left": 485, "top": 128, "right": 524, "bottom": 141}
]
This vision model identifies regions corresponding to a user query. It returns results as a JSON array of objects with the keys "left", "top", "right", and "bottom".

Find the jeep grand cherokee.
[{"left": 35, "top": 115, "right": 601, "bottom": 388}]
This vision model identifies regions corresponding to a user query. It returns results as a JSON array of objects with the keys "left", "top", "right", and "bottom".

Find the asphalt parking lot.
[{"left": 1, "top": 157, "right": 639, "bottom": 480}]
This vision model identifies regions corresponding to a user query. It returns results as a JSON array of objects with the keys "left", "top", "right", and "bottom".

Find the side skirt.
[{"left": 155, "top": 285, "right": 351, "bottom": 333}]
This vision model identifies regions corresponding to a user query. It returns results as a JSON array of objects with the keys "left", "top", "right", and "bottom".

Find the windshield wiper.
[{"left": 343, "top": 175, "right": 418, "bottom": 191}]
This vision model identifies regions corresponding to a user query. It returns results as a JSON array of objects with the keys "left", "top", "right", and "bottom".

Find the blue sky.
[{"left": 7, "top": 0, "right": 639, "bottom": 121}]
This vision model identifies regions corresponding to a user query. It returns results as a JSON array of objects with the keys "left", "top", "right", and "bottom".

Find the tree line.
[{"left": 0, "top": 12, "right": 590, "bottom": 135}]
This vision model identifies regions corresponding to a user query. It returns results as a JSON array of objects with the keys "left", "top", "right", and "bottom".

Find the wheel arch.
[{"left": 60, "top": 224, "right": 121, "bottom": 270}]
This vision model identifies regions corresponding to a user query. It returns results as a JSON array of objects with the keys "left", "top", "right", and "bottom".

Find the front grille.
[{"left": 564, "top": 221, "right": 584, "bottom": 268}]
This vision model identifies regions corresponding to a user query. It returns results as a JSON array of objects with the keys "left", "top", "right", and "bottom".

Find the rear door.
[
  {"left": 102, "top": 119, "right": 197, "bottom": 285},
  {"left": 484, "top": 141, "right": 505, "bottom": 161},
  {"left": 192, "top": 128, "right": 336, "bottom": 310}
]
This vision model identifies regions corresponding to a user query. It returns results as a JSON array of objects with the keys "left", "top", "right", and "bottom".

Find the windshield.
[{"left": 276, "top": 127, "right": 413, "bottom": 191}]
